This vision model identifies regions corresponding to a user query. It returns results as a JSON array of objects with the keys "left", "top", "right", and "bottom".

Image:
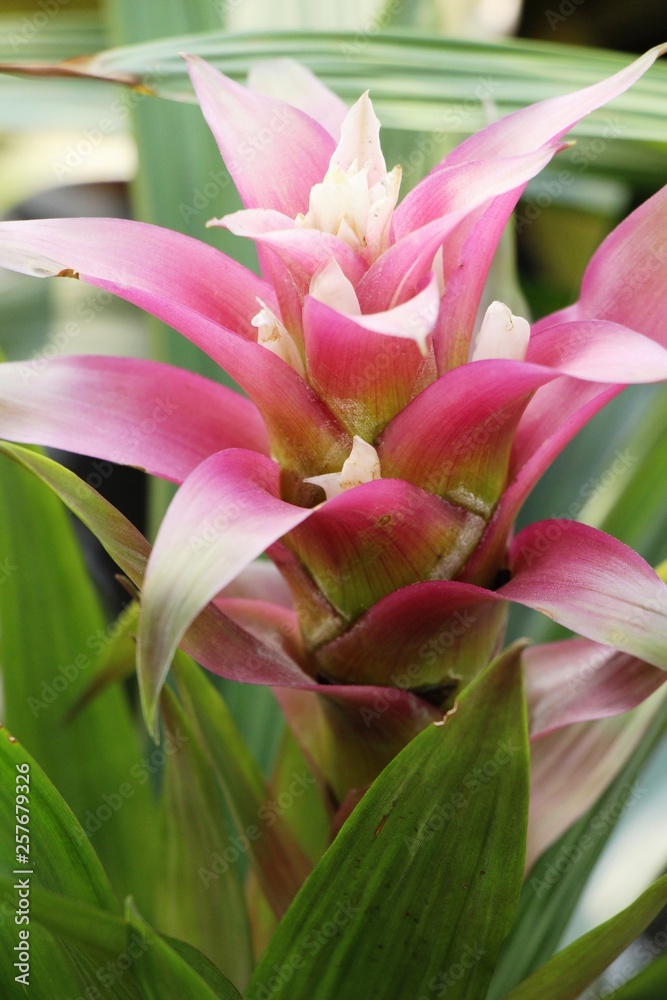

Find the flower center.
[
  {"left": 305, "top": 435, "right": 381, "bottom": 500},
  {"left": 296, "top": 160, "right": 401, "bottom": 260},
  {"left": 295, "top": 91, "right": 401, "bottom": 261}
]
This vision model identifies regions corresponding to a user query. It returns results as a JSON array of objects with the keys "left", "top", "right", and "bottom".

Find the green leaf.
[
  {"left": 0, "top": 921, "right": 84, "bottom": 1000},
  {"left": 0, "top": 876, "right": 241, "bottom": 1000},
  {"left": 246, "top": 643, "right": 529, "bottom": 1000},
  {"left": 267, "top": 724, "right": 330, "bottom": 866},
  {"left": 66, "top": 602, "right": 140, "bottom": 722},
  {"left": 172, "top": 654, "right": 313, "bottom": 920},
  {"left": 0, "top": 74, "right": 122, "bottom": 130},
  {"left": 125, "top": 898, "right": 243, "bottom": 1000},
  {"left": 65, "top": 32, "right": 667, "bottom": 147},
  {"left": 0, "top": 711, "right": 117, "bottom": 912},
  {"left": 162, "top": 934, "right": 244, "bottom": 1000},
  {"left": 609, "top": 951, "right": 667, "bottom": 998},
  {"left": 0, "top": 730, "right": 123, "bottom": 998},
  {"left": 8, "top": 32, "right": 667, "bottom": 184},
  {"left": 487, "top": 697, "right": 667, "bottom": 998},
  {"left": 156, "top": 685, "right": 254, "bottom": 989},
  {"left": 0, "top": 441, "right": 150, "bottom": 580},
  {"left": 0, "top": 877, "right": 125, "bottom": 953},
  {"left": 504, "top": 875, "right": 667, "bottom": 1000},
  {"left": 0, "top": 445, "right": 158, "bottom": 905}
]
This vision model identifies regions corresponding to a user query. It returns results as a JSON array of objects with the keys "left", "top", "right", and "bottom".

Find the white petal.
[
  {"left": 472, "top": 300, "right": 531, "bottom": 362},
  {"left": 252, "top": 299, "right": 305, "bottom": 375},
  {"left": 305, "top": 435, "right": 381, "bottom": 500},
  {"left": 366, "top": 164, "right": 402, "bottom": 256},
  {"left": 303, "top": 472, "right": 344, "bottom": 500},
  {"left": 340, "top": 435, "right": 382, "bottom": 489},
  {"left": 309, "top": 258, "right": 361, "bottom": 315},
  {"left": 331, "top": 92, "right": 387, "bottom": 184}
]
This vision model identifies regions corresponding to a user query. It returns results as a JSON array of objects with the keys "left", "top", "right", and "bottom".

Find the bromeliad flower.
[{"left": 1, "top": 48, "right": 667, "bottom": 854}]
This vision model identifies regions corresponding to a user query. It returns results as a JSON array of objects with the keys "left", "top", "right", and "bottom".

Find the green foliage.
[
  {"left": 0, "top": 449, "right": 158, "bottom": 908},
  {"left": 1, "top": 11, "right": 667, "bottom": 996},
  {"left": 247, "top": 645, "right": 529, "bottom": 999},
  {"left": 488, "top": 697, "right": 667, "bottom": 997},
  {"left": 0, "top": 728, "right": 241, "bottom": 999},
  {"left": 504, "top": 876, "right": 667, "bottom": 1000}
]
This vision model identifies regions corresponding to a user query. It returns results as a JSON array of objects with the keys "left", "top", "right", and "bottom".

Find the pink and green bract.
[{"left": 2, "top": 47, "right": 667, "bottom": 859}]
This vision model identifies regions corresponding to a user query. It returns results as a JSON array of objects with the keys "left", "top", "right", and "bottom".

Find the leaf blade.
[
  {"left": 504, "top": 875, "right": 667, "bottom": 1000},
  {"left": 246, "top": 643, "right": 529, "bottom": 999}
]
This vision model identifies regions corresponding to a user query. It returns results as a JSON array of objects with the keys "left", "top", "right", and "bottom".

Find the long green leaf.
[
  {"left": 0, "top": 876, "right": 241, "bottom": 1000},
  {"left": 0, "top": 446, "right": 158, "bottom": 906},
  {"left": 0, "top": 75, "right": 122, "bottom": 129},
  {"left": 608, "top": 951, "right": 667, "bottom": 998},
  {"left": 504, "top": 875, "right": 667, "bottom": 1000},
  {"left": 247, "top": 643, "right": 529, "bottom": 1000},
  {"left": 0, "top": 729, "right": 122, "bottom": 998},
  {"left": 125, "top": 898, "right": 243, "bottom": 1000},
  {"left": 157, "top": 686, "right": 254, "bottom": 989},
  {"left": 5, "top": 32, "right": 666, "bottom": 182},
  {"left": 172, "top": 654, "right": 313, "bottom": 919},
  {"left": 487, "top": 694, "right": 667, "bottom": 998},
  {"left": 62, "top": 31, "right": 667, "bottom": 142},
  {"left": 0, "top": 727, "right": 116, "bottom": 907}
]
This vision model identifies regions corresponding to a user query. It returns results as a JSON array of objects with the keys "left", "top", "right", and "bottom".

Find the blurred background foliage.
[{"left": 1, "top": 0, "right": 667, "bottom": 994}]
